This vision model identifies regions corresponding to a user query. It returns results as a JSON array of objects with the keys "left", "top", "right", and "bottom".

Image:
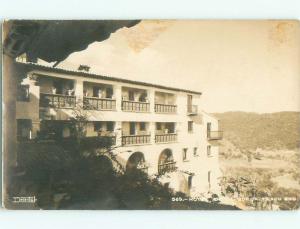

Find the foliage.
[
  {"left": 220, "top": 172, "right": 300, "bottom": 210},
  {"left": 214, "top": 111, "right": 300, "bottom": 150}
]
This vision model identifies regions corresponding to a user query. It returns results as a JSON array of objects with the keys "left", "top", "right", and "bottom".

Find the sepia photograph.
[{"left": 2, "top": 20, "right": 300, "bottom": 210}]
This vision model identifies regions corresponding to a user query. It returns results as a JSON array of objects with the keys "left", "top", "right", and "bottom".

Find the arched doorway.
[
  {"left": 158, "top": 149, "right": 176, "bottom": 175},
  {"left": 126, "top": 152, "right": 148, "bottom": 173}
]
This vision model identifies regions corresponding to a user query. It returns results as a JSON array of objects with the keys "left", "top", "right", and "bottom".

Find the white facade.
[{"left": 16, "top": 63, "right": 223, "bottom": 197}]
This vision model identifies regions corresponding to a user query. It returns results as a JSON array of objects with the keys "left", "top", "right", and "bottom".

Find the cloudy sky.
[{"left": 58, "top": 20, "right": 300, "bottom": 113}]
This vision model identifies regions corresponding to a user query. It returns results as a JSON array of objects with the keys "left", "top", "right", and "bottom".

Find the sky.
[{"left": 58, "top": 20, "right": 300, "bottom": 113}]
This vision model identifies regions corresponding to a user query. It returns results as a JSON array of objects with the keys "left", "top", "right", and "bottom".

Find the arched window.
[{"left": 158, "top": 149, "right": 176, "bottom": 175}]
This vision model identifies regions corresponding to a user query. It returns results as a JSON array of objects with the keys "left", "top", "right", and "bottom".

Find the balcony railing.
[
  {"left": 187, "top": 105, "right": 198, "bottom": 115},
  {"left": 122, "top": 100, "right": 150, "bottom": 112},
  {"left": 155, "top": 133, "right": 177, "bottom": 143},
  {"left": 158, "top": 161, "right": 177, "bottom": 175},
  {"left": 40, "top": 93, "right": 76, "bottom": 108},
  {"left": 35, "top": 133, "right": 116, "bottom": 146},
  {"left": 122, "top": 134, "right": 151, "bottom": 145},
  {"left": 83, "top": 135, "right": 117, "bottom": 146},
  {"left": 155, "top": 103, "right": 177, "bottom": 113},
  {"left": 207, "top": 131, "right": 223, "bottom": 140},
  {"left": 83, "top": 97, "right": 116, "bottom": 111}
]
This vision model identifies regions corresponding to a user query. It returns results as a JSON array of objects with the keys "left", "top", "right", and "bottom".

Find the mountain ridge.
[{"left": 213, "top": 111, "right": 300, "bottom": 150}]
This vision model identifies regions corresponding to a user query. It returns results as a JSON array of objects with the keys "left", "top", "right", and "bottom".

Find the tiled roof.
[{"left": 16, "top": 62, "right": 202, "bottom": 95}]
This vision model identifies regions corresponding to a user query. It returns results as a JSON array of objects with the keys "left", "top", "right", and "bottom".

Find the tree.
[{"left": 10, "top": 99, "right": 178, "bottom": 209}]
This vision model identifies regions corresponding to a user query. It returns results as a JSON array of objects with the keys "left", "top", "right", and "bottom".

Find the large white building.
[{"left": 15, "top": 60, "right": 223, "bottom": 197}]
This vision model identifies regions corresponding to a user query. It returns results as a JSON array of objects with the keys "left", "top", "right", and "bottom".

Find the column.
[
  {"left": 177, "top": 92, "right": 186, "bottom": 116},
  {"left": 114, "top": 84, "right": 122, "bottom": 112},
  {"left": 148, "top": 88, "right": 155, "bottom": 113},
  {"left": 115, "top": 121, "right": 123, "bottom": 147},
  {"left": 149, "top": 122, "right": 156, "bottom": 144},
  {"left": 74, "top": 79, "right": 84, "bottom": 101}
]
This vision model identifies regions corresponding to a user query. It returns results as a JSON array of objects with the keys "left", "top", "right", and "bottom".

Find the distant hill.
[{"left": 213, "top": 111, "right": 300, "bottom": 150}]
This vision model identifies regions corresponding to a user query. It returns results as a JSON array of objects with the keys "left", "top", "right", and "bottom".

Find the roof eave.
[{"left": 16, "top": 62, "right": 202, "bottom": 95}]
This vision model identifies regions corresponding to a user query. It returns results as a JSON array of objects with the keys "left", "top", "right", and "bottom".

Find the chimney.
[{"left": 78, "top": 65, "right": 90, "bottom": 72}]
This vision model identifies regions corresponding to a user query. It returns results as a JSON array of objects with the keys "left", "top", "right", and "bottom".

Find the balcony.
[
  {"left": 155, "top": 104, "right": 177, "bottom": 114},
  {"left": 155, "top": 133, "right": 177, "bottom": 143},
  {"left": 158, "top": 161, "right": 177, "bottom": 175},
  {"left": 83, "top": 97, "right": 116, "bottom": 111},
  {"left": 40, "top": 93, "right": 76, "bottom": 108},
  {"left": 207, "top": 131, "right": 223, "bottom": 140},
  {"left": 122, "top": 134, "right": 151, "bottom": 146},
  {"left": 122, "top": 100, "right": 150, "bottom": 112},
  {"left": 187, "top": 105, "right": 198, "bottom": 115},
  {"left": 82, "top": 135, "right": 117, "bottom": 146}
]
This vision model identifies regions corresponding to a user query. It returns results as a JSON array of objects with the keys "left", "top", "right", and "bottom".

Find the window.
[
  {"left": 53, "top": 80, "right": 63, "bottom": 94},
  {"left": 187, "top": 94, "right": 192, "bottom": 106},
  {"left": 17, "top": 85, "right": 30, "bottom": 102},
  {"left": 129, "top": 91, "right": 134, "bottom": 101},
  {"left": 107, "top": 122, "right": 114, "bottom": 132},
  {"left": 39, "top": 120, "right": 63, "bottom": 139},
  {"left": 188, "top": 175, "right": 193, "bottom": 189},
  {"left": 94, "top": 122, "right": 103, "bottom": 132},
  {"left": 129, "top": 122, "right": 136, "bottom": 135},
  {"left": 207, "top": 122, "right": 211, "bottom": 138},
  {"left": 193, "top": 147, "right": 198, "bottom": 156},
  {"left": 106, "top": 87, "right": 113, "bottom": 99},
  {"left": 139, "top": 92, "right": 147, "bottom": 102},
  {"left": 140, "top": 122, "right": 146, "bottom": 131},
  {"left": 207, "top": 145, "right": 211, "bottom": 156},
  {"left": 183, "top": 148, "right": 188, "bottom": 161},
  {"left": 93, "top": 86, "right": 102, "bottom": 98},
  {"left": 164, "top": 182, "right": 170, "bottom": 189},
  {"left": 187, "top": 94, "right": 193, "bottom": 112},
  {"left": 188, "top": 121, "right": 193, "bottom": 132},
  {"left": 166, "top": 123, "right": 175, "bottom": 133},
  {"left": 208, "top": 171, "right": 211, "bottom": 189},
  {"left": 156, "top": 122, "right": 162, "bottom": 130},
  {"left": 17, "top": 119, "right": 32, "bottom": 141}
]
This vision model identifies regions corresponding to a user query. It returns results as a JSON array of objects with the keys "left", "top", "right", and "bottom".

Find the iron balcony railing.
[
  {"left": 122, "top": 134, "right": 151, "bottom": 145},
  {"left": 155, "top": 103, "right": 177, "bottom": 113},
  {"left": 158, "top": 161, "right": 177, "bottom": 175},
  {"left": 207, "top": 131, "right": 223, "bottom": 140},
  {"left": 122, "top": 100, "right": 150, "bottom": 112},
  {"left": 187, "top": 105, "right": 198, "bottom": 115},
  {"left": 155, "top": 133, "right": 177, "bottom": 143},
  {"left": 40, "top": 93, "right": 76, "bottom": 108},
  {"left": 83, "top": 96, "right": 116, "bottom": 111}
]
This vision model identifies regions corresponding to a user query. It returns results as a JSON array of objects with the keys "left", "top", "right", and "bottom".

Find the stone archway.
[
  {"left": 158, "top": 148, "right": 176, "bottom": 175},
  {"left": 126, "top": 152, "right": 148, "bottom": 173}
]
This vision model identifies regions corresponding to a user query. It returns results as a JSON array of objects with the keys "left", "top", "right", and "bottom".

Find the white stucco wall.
[{"left": 16, "top": 69, "right": 222, "bottom": 197}]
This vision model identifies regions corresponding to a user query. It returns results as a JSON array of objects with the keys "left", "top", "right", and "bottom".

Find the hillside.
[{"left": 213, "top": 111, "right": 300, "bottom": 150}]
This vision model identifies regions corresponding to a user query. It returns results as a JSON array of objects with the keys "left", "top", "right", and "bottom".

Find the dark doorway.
[{"left": 129, "top": 122, "right": 136, "bottom": 135}]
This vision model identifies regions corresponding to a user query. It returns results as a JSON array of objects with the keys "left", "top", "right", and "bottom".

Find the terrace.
[
  {"left": 155, "top": 91, "right": 177, "bottom": 114},
  {"left": 121, "top": 87, "right": 150, "bottom": 112}
]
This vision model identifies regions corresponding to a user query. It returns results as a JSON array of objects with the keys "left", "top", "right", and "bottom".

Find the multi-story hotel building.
[{"left": 15, "top": 60, "right": 223, "bottom": 197}]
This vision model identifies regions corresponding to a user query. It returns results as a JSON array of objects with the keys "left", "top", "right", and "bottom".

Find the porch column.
[
  {"left": 149, "top": 122, "right": 156, "bottom": 144},
  {"left": 148, "top": 88, "right": 155, "bottom": 113},
  {"left": 114, "top": 84, "right": 122, "bottom": 112},
  {"left": 115, "top": 121, "right": 123, "bottom": 147},
  {"left": 74, "top": 79, "right": 84, "bottom": 101}
]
